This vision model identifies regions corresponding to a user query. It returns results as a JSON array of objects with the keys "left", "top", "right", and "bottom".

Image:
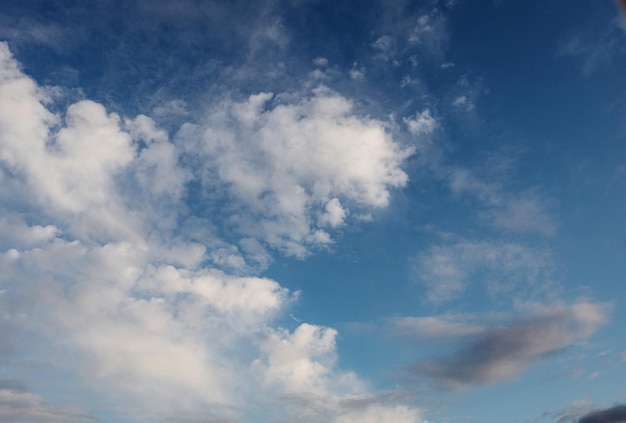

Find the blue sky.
[{"left": 0, "top": 1, "right": 625, "bottom": 422}]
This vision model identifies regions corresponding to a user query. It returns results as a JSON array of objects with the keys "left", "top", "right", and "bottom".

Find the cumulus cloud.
[
  {"left": 404, "top": 109, "right": 438, "bottom": 137},
  {"left": 0, "top": 42, "right": 141, "bottom": 242},
  {"left": 0, "top": 42, "right": 416, "bottom": 422},
  {"left": 253, "top": 323, "right": 343, "bottom": 395},
  {"left": 184, "top": 86, "right": 412, "bottom": 257},
  {"left": 407, "top": 303, "right": 608, "bottom": 390}
]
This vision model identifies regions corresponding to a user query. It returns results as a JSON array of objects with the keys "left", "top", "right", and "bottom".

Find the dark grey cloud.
[
  {"left": 577, "top": 405, "right": 626, "bottom": 423},
  {"left": 406, "top": 303, "right": 607, "bottom": 390}
]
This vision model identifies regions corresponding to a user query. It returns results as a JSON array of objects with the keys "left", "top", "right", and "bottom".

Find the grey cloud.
[
  {"left": 391, "top": 315, "right": 484, "bottom": 340},
  {"left": 409, "top": 303, "right": 607, "bottom": 390},
  {"left": 577, "top": 405, "right": 626, "bottom": 423}
]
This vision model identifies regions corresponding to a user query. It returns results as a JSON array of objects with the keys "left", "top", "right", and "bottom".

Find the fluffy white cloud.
[
  {"left": 253, "top": 323, "right": 340, "bottom": 395},
  {"left": 0, "top": 43, "right": 140, "bottom": 242},
  {"left": 0, "top": 42, "right": 416, "bottom": 422},
  {"left": 184, "top": 86, "right": 412, "bottom": 256},
  {"left": 319, "top": 198, "right": 347, "bottom": 228}
]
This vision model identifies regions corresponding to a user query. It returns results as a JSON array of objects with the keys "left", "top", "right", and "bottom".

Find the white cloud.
[
  {"left": 319, "top": 198, "right": 347, "bottom": 228},
  {"left": 0, "top": 389, "right": 95, "bottom": 423},
  {"left": 313, "top": 57, "right": 329, "bottom": 67},
  {"left": 451, "top": 95, "right": 473, "bottom": 112},
  {"left": 371, "top": 35, "right": 397, "bottom": 62},
  {"left": 408, "top": 12, "right": 449, "bottom": 58},
  {"left": 404, "top": 109, "right": 438, "bottom": 137},
  {"left": 253, "top": 323, "right": 340, "bottom": 395},
  {"left": 0, "top": 45, "right": 140, "bottom": 242},
  {"left": 349, "top": 64, "right": 366, "bottom": 81},
  {"left": 0, "top": 42, "right": 416, "bottom": 422},
  {"left": 334, "top": 403, "right": 426, "bottom": 423},
  {"left": 185, "top": 86, "right": 412, "bottom": 257},
  {"left": 448, "top": 167, "right": 558, "bottom": 237}
]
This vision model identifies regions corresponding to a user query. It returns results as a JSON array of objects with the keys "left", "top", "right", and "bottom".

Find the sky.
[{"left": 0, "top": 0, "right": 625, "bottom": 422}]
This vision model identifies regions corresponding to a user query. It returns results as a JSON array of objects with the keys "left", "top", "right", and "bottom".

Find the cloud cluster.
[
  {"left": 399, "top": 303, "right": 608, "bottom": 390},
  {"left": 0, "top": 41, "right": 418, "bottom": 422},
  {"left": 182, "top": 87, "right": 413, "bottom": 257}
]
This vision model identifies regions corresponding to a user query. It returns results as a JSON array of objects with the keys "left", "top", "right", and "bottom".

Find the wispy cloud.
[
  {"left": 412, "top": 239, "right": 555, "bottom": 303},
  {"left": 0, "top": 389, "right": 97, "bottom": 423},
  {"left": 557, "top": 15, "right": 626, "bottom": 76},
  {"left": 448, "top": 166, "right": 558, "bottom": 237}
]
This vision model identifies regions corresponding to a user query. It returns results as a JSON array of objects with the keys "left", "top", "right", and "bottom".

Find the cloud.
[
  {"left": 333, "top": 403, "right": 426, "bottom": 423},
  {"left": 0, "top": 389, "right": 96, "bottom": 423},
  {"left": 407, "top": 303, "right": 608, "bottom": 390},
  {"left": 0, "top": 42, "right": 141, "bottom": 242},
  {"left": 558, "top": 19, "right": 626, "bottom": 76},
  {"left": 0, "top": 41, "right": 417, "bottom": 422},
  {"left": 391, "top": 314, "right": 485, "bottom": 339},
  {"left": 448, "top": 167, "right": 558, "bottom": 236},
  {"left": 412, "top": 239, "right": 555, "bottom": 303},
  {"left": 404, "top": 109, "right": 438, "bottom": 137},
  {"left": 183, "top": 86, "right": 412, "bottom": 257},
  {"left": 408, "top": 11, "right": 449, "bottom": 59},
  {"left": 0, "top": 16, "right": 77, "bottom": 52},
  {"left": 280, "top": 391, "right": 426, "bottom": 423},
  {"left": 252, "top": 323, "right": 345, "bottom": 396},
  {"left": 577, "top": 404, "right": 626, "bottom": 423}
]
